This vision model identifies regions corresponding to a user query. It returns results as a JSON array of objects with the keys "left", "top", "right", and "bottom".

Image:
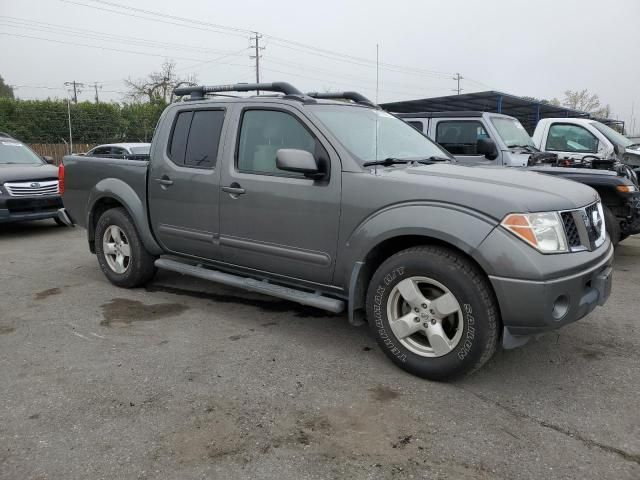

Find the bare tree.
[
  {"left": 563, "top": 89, "right": 611, "bottom": 118},
  {"left": 124, "top": 61, "right": 197, "bottom": 104}
]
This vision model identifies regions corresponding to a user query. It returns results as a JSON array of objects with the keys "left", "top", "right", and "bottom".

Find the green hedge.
[{"left": 0, "top": 98, "right": 166, "bottom": 143}]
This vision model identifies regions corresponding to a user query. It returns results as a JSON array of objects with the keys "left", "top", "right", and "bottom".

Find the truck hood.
[
  {"left": 379, "top": 163, "right": 598, "bottom": 219},
  {"left": 0, "top": 163, "right": 59, "bottom": 183}
]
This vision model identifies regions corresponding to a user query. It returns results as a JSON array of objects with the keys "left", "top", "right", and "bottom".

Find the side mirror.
[
  {"left": 476, "top": 138, "right": 498, "bottom": 160},
  {"left": 43, "top": 156, "right": 55, "bottom": 164},
  {"left": 613, "top": 144, "right": 622, "bottom": 155},
  {"left": 276, "top": 149, "right": 322, "bottom": 178}
]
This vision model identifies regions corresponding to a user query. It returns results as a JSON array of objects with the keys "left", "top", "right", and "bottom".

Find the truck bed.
[{"left": 62, "top": 154, "right": 149, "bottom": 228}]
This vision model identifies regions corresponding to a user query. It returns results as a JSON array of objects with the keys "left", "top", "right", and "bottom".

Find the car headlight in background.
[{"left": 501, "top": 211, "right": 568, "bottom": 253}]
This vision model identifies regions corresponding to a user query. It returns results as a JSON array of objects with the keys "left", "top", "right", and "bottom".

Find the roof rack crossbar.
[
  {"left": 306, "top": 91, "right": 375, "bottom": 107},
  {"left": 174, "top": 82, "right": 303, "bottom": 100}
]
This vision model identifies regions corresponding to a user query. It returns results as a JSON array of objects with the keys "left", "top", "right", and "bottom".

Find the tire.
[
  {"left": 603, "top": 206, "right": 620, "bottom": 247},
  {"left": 94, "top": 207, "right": 156, "bottom": 288},
  {"left": 365, "top": 246, "right": 499, "bottom": 381},
  {"left": 54, "top": 217, "right": 66, "bottom": 227}
]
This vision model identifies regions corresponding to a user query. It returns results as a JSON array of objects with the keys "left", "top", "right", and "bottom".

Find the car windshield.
[
  {"left": 591, "top": 121, "right": 633, "bottom": 148},
  {"left": 490, "top": 117, "right": 535, "bottom": 148},
  {"left": 130, "top": 145, "right": 150, "bottom": 154},
  {"left": 309, "top": 105, "right": 451, "bottom": 163},
  {"left": 0, "top": 140, "right": 44, "bottom": 165}
]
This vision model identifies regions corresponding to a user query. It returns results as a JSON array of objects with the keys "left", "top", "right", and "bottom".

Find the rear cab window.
[{"left": 168, "top": 108, "right": 225, "bottom": 168}]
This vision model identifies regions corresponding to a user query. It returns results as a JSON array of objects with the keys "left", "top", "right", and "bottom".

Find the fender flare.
[
  {"left": 339, "top": 202, "right": 498, "bottom": 324},
  {"left": 86, "top": 178, "right": 163, "bottom": 255}
]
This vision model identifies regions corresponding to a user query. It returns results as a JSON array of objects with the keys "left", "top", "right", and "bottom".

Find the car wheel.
[
  {"left": 366, "top": 246, "right": 499, "bottom": 381},
  {"left": 54, "top": 217, "right": 66, "bottom": 227},
  {"left": 94, "top": 207, "right": 156, "bottom": 288},
  {"left": 603, "top": 206, "right": 620, "bottom": 247}
]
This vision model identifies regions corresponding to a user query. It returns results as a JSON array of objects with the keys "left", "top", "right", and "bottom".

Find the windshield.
[
  {"left": 490, "top": 117, "right": 535, "bottom": 148},
  {"left": 309, "top": 105, "right": 451, "bottom": 163},
  {"left": 130, "top": 145, "right": 150, "bottom": 154},
  {"left": 0, "top": 140, "right": 44, "bottom": 165},
  {"left": 591, "top": 122, "right": 633, "bottom": 148}
]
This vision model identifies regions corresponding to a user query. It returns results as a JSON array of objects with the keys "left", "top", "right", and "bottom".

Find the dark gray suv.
[{"left": 0, "top": 133, "right": 63, "bottom": 225}]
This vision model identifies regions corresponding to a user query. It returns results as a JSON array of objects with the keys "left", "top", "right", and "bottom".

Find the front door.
[
  {"left": 543, "top": 123, "right": 601, "bottom": 161},
  {"left": 218, "top": 106, "right": 341, "bottom": 285},
  {"left": 434, "top": 119, "right": 494, "bottom": 165},
  {"left": 148, "top": 107, "right": 226, "bottom": 260}
]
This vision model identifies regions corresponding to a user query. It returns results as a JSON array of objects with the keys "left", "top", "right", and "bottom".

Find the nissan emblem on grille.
[{"left": 30, "top": 182, "right": 40, "bottom": 188}]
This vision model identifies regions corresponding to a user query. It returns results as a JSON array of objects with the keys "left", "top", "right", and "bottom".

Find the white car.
[{"left": 85, "top": 143, "right": 150, "bottom": 159}]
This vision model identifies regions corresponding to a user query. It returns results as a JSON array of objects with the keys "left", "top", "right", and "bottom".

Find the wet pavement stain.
[
  {"left": 145, "top": 283, "right": 334, "bottom": 318},
  {"left": 100, "top": 298, "right": 189, "bottom": 326},
  {"left": 34, "top": 287, "right": 61, "bottom": 300},
  {"left": 0, "top": 326, "right": 15, "bottom": 335},
  {"left": 370, "top": 385, "right": 401, "bottom": 402}
]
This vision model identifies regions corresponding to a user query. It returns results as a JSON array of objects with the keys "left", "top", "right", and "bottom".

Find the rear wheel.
[
  {"left": 603, "top": 206, "right": 620, "bottom": 247},
  {"left": 95, "top": 207, "right": 156, "bottom": 287},
  {"left": 365, "top": 246, "right": 499, "bottom": 381}
]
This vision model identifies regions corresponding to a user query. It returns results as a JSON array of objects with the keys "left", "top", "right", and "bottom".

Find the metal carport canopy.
[{"left": 380, "top": 91, "right": 619, "bottom": 134}]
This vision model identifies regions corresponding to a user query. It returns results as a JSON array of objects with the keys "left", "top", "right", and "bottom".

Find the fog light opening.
[{"left": 552, "top": 295, "right": 570, "bottom": 320}]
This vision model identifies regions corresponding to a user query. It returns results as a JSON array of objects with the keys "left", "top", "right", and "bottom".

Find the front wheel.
[
  {"left": 94, "top": 207, "right": 156, "bottom": 288},
  {"left": 365, "top": 246, "right": 499, "bottom": 381}
]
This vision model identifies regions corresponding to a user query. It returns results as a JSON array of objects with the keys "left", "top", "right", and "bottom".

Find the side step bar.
[{"left": 155, "top": 258, "right": 345, "bottom": 314}]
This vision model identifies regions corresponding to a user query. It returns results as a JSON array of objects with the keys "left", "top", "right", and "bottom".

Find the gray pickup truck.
[{"left": 59, "top": 82, "right": 613, "bottom": 381}]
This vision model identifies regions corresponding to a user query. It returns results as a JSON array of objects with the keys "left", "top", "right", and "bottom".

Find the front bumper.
[
  {"left": 0, "top": 194, "right": 63, "bottom": 223},
  {"left": 489, "top": 242, "right": 614, "bottom": 339}
]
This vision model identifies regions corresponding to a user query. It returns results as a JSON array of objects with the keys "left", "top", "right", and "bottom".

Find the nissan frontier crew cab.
[{"left": 59, "top": 82, "right": 613, "bottom": 381}]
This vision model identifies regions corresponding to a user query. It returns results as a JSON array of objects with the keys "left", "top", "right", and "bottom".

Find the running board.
[{"left": 154, "top": 258, "right": 345, "bottom": 313}]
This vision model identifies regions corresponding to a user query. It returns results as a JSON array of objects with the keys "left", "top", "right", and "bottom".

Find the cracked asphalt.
[{"left": 1, "top": 221, "right": 639, "bottom": 480}]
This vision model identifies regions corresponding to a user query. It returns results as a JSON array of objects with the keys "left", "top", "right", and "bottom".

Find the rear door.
[
  {"left": 218, "top": 104, "right": 341, "bottom": 285},
  {"left": 148, "top": 106, "right": 226, "bottom": 260},
  {"left": 433, "top": 119, "right": 494, "bottom": 164}
]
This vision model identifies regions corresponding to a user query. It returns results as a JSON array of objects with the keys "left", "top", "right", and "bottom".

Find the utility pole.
[
  {"left": 92, "top": 82, "right": 102, "bottom": 103},
  {"left": 64, "top": 81, "right": 85, "bottom": 103},
  {"left": 249, "top": 32, "right": 264, "bottom": 94},
  {"left": 66, "top": 98, "right": 73, "bottom": 154},
  {"left": 452, "top": 73, "right": 463, "bottom": 95}
]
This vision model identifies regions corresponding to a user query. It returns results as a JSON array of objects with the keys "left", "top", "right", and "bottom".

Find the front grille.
[
  {"left": 561, "top": 212, "right": 581, "bottom": 248},
  {"left": 561, "top": 202, "right": 605, "bottom": 252},
  {"left": 3, "top": 180, "right": 59, "bottom": 197}
]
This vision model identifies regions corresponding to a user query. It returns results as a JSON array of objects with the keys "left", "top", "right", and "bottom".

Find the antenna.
[{"left": 375, "top": 44, "right": 379, "bottom": 175}]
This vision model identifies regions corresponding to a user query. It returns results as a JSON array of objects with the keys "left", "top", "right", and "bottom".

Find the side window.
[
  {"left": 546, "top": 124, "right": 598, "bottom": 153},
  {"left": 111, "top": 147, "right": 127, "bottom": 156},
  {"left": 91, "top": 146, "right": 110, "bottom": 156},
  {"left": 237, "top": 110, "right": 317, "bottom": 176},
  {"left": 436, "top": 121, "right": 489, "bottom": 155},
  {"left": 406, "top": 121, "right": 424, "bottom": 132},
  {"left": 184, "top": 110, "right": 225, "bottom": 168},
  {"left": 168, "top": 111, "right": 192, "bottom": 165},
  {"left": 168, "top": 110, "right": 225, "bottom": 168}
]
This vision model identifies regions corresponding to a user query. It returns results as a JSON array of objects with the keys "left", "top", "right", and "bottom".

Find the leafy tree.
[
  {"left": 562, "top": 89, "right": 611, "bottom": 118},
  {"left": 124, "top": 60, "right": 197, "bottom": 104},
  {"left": 0, "top": 75, "right": 14, "bottom": 99},
  {"left": 521, "top": 96, "right": 561, "bottom": 106}
]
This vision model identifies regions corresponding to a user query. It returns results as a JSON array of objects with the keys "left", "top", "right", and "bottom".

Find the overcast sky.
[{"left": 2, "top": 0, "right": 639, "bottom": 133}]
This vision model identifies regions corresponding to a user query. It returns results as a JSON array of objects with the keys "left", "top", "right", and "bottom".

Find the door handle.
[
  {"left": 222, "top": 183, "right": 246, "bottom": 196},
  {"left": 154, "top": 176, "right": 174, "bottom": 186}
]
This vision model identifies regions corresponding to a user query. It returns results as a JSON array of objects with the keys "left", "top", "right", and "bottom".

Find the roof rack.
[
  {"left": 174, "top": 82, "right": 305, "bottom": 100},
  {"left": 306, "top": 91, "right": 376, "bottom": 107}
]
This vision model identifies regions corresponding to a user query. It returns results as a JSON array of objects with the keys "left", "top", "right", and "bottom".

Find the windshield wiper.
[
  {"left": 508, "top": 144, "right": 538, "bottom": 152},
  {"left": 362, "top": 156, "right": 450, "bottom": 168}
]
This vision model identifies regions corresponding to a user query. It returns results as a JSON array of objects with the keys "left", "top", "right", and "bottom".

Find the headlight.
[
  {"left": 616, "top": 184, "right": 637, "bottom": 193},
  {"left": 501, "top": 211, "right": 568, "bottom": 253}
]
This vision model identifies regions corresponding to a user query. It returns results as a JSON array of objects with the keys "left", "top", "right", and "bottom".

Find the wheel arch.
[{"left": 86, "top": 178, "right": 162, "bottom": 255}]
